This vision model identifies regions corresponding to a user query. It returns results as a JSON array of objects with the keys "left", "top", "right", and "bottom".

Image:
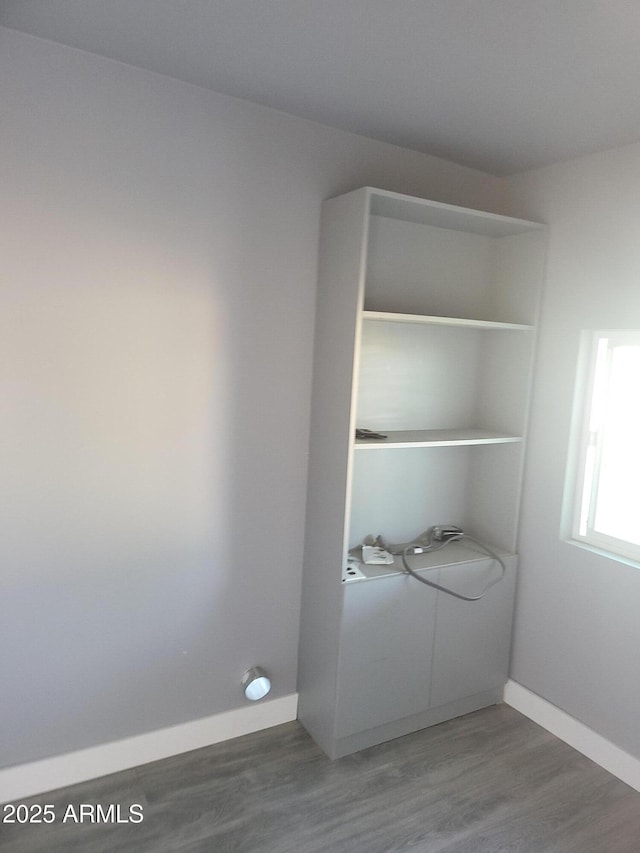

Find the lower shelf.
[{"left": 343, "top": 541, "right": 511, "bottom": 582}]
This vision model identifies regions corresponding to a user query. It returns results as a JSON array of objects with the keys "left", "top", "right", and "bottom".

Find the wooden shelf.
[
  {"left": 362, "top": 310, "right": 533, "bottom": 331},
  {"left": 354, "top": 429, "right": 523, "bottom": 449}
]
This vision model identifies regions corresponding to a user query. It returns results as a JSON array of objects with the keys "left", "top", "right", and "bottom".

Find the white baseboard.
[
  {"left": 504, "top": 680, "right": 640, "bottom": 792},
  {"left": 8, "top": 684, "right": 637, "bottom": 804},
  {"left": 0, "top": 693, "right": 298, "bottom": 805}
]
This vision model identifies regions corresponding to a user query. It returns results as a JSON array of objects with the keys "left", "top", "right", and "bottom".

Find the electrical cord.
[
  {"left": 401, "top": 535, "right": 505, "bottom": 601},
  {"left": 369, "top": 529, "right": 506, "bottom": 602}
]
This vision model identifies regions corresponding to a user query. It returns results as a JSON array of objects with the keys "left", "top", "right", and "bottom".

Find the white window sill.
[{"left": 565, "top": 537, "right": 640, "bottom": 571}]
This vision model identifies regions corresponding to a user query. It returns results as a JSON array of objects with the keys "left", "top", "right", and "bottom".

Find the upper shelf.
[
  {"left": 362, "top": 311, "right": 534, "bottom": 331},
  {"left": 368, "top": 188, "right": 545, "bottom": 237},
  {"left": 354, "top": 429, "right": 523, "bottom": 449}
]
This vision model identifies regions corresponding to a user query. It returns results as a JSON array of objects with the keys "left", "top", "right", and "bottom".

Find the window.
[{"left": 572, "top": 331, "right": 640, "bottom": 562}]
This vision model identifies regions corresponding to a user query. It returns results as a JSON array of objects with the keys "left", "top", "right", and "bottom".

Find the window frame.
[{"left": 571, "top": 329, "right": 640, "bottom": 564}]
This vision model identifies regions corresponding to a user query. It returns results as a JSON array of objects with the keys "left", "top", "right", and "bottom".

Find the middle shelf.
[
  {"left": 354, "top": 428, "right": 523, "bottom": 449},
  {"left": 362, "top": 310, "right": 534, "bottom": 331}
]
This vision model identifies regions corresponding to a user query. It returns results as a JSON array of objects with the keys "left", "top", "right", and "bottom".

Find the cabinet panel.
[
  {"left": 335, "top": 576, "right": 437, "bottom": 738},
  {"left": 356, "top": 320, "right": 481, "bottom": 431},
  {"left": 298, "top": 188, "right": 370, "bottom": 754},
  {"left": 348, "top": 446, "right": 470, "bottom": 547},
  {"left": 365, "top": 216, "right": 494, "bottom": 319},
  {"left": 475, "top": 330, "right": 535, "bottom": 435},
  {"left": 429, "top": 555, "right": 517, "bottom": 709},
  {"left": 356, "top": 319, "right": 534, "bottom": 438},
  {"left": 466, "top": 443, "right": 524, "bottom": 552},
  {"left": 365, "top": 213, "right": 544, "bottom": 325}
]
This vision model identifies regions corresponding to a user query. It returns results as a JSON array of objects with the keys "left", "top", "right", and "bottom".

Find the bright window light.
[{"left": 572, "top": 331, "right": 640, "bottom": 562}]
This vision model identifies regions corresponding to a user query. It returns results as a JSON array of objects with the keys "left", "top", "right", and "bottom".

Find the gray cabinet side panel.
[{"left": 297, "top": 189, "right": 369, "bottom": 752}]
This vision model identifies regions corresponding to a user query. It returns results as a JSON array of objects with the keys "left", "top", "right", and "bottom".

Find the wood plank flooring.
[{"left": 1, "top": 704, "right": 639, "bottom": 852}]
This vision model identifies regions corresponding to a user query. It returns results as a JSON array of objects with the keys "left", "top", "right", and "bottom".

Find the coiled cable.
[{"left": 373, "top": 529, "right": 506, "bottom": 602}]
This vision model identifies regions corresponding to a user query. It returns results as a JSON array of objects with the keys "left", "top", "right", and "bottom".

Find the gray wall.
[
  {"left": 507, "top": 145, "right": 640, "bottom": 760},
  {"left": 0, "top": 27, "right": 505, "bottom": 768}
]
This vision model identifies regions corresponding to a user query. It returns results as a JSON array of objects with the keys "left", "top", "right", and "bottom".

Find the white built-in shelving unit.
[{"left": 298, "top": 188, "right": 547, "bottom": 758}]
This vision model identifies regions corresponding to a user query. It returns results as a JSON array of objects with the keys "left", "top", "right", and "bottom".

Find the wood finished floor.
[{"left": 2, "top": 705, "right": 639, "bottom": 852}]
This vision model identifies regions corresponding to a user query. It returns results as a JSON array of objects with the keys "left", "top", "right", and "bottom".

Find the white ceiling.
[{"left": 3, "top": 0, "right": 640, "bottom": 176}]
